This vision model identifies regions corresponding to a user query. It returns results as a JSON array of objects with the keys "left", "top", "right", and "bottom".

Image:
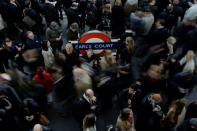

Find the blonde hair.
[
  {"left": 126, "top": 37, "right": 134, "bottom": 53},
  {"left": 114, "top": 0, "right": 122, "bottom": 6},
  {"left": 186, "top": 50, "right": 195, "bottom": 62},
  {"left": 102, "top": 3, "right": 112, "bottom": 14}
]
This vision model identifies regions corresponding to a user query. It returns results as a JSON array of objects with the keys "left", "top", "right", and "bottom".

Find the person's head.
[
  {"left": 33, "top": 124, "right": 43, "bottom": 131},
  {"left": 37, "top": 66, "right": 44, "bottom": 74},
  {"left": 104, "top": 50, "right": 113, "bottom": 63},
  {"left": 120, "top": 108, "right": 133, "bottom": 121},
  {"left": 49, "top": 21, "right": 59, "bottom": 31},
  {"left": 126, "top": 37, "right": 134, "bottom": 53},
  {"left": 128, "top": 87, "right": 135, "bottom": 95},
  {"left": 186, "top": 50, "right": 195, "bottom": 62},
  {"left": 147, "top": 64, "right": 162, "bottom": 79},
  {"left": 85, "top": 89, "right": 94, "bottom": 99},
  {"left": 151, "top": 93, "right": 162, "bottom": 104},
  {"left": 103, "top": 3, "right": 112, "bottom": 14},
  {"left": 83, "top": 113, "right": 96, "bottom": 129},
  {"left": 26, "top": 31, "right": 34, "bottom": 40},
  {"left": 167, "top": 36, "right": 176, "bottom": 45},
  {"left": 87, "top": 49, "right": 93, "bottom": 58},
  {"left": 70, "top": 22, "right": 79, "bottom": 32},
  {"left": 3, "top": 37, "right": 12, "bottom": 49},
  {"left": 71, "top": 2, "right": 79, "bottom": 9},
  {"left": 128, "top": 83, "right": 138, "bottom": 94},
  {"left": 24, "top": 0, "right": 31, "bottom": 7},
  {"left": 114, "top": 0, "right": 122, "bottom": 6},
  {"left": 65, "top": 43, "right": 73, "bottom": 55},
  {"left": 163, "top": 99, "right": 185, "bottom": 125}
]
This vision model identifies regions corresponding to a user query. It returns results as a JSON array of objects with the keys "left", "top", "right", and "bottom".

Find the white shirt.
[
  {"left": 179, "top": 57, "right": 195, "bottom": 73},
  {"left": 42, "top": 47, "right": 55, "bottom": 68}
]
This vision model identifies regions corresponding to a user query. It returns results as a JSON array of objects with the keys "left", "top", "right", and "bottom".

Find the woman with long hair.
[
  {"left": 116, "top": 108, "right": 135, "bottom": 131},
  {"left": 83, "top": 113, "right": 97, "bottom": 131}
]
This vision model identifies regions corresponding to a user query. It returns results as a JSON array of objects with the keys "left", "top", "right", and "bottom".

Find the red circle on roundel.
[{"left": 79, "top": 31, "right": 111, "bottom": 56}]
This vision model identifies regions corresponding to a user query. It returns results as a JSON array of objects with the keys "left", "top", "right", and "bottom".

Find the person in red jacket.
[{"left": 33, "top": 66, "right": 54, "bottom": 103}]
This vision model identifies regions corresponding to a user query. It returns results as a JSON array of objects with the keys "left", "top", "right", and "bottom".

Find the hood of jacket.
[{"left": 49, "top": 21, "right": 59, "bottom": 31}]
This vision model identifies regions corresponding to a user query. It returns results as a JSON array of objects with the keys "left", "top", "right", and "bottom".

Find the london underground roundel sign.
[{"left": 79, "top": 30, "right": 111, "bottom": 56}]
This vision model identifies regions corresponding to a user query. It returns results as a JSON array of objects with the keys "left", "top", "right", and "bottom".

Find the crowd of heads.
[{"left": 0, "top": 0, "right": 197, "bottom": 130}]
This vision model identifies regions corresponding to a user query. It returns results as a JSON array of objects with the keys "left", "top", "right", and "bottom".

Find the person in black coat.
[
  {"left": 0, "top": 89, "right": 21, "bottom": 131},
  {"left": 25, "top": 31, "right": 42, "bottom": 50},
  {"left": 159, "top": 1, "right": 184, "bottom": 30},
  {"left": 62, "top": 43, "right": 79, "bottom": 77},
  {"left": 4, "top": 0, "right": 23, "bottom": 40},
  {"left": 50, "top": 65, "right": 75, "bottom": 117},
  {"left": 186, "top": 28, "right": 197, "bottom": 52},
  {"left": 55, "top": 0, "right": 63, "bottom": 20},
  {"left": 111, "top": 1, "right": 126, "bottom": 38},
  {"left": 53, "top": 75, "right": 75, "bottom": 102},
  {"left": 41, "top": 2, "right": 60, "bottom": 26},
  {"left": 24, "top": 0, "right": 43, "bottom": 34},
  {"left": 85, "top": 0, "right": 99, "bottom": 30},
  {"left": 148, "top": 19, "right": 170, "bottom": 46},
  {"left": 0, "top": 37, "right": 16, "bottom": 72},
  {"left": 118, "top": 83, "right": 142, "bottom": 110},
  {"left": 73, "top": 89, "right": 97, "bottom": 126},
  {"left": 136, "top": 93, "right": 164, "bottom": 131},
  {"left": 66, "top": 22, "right": 79, "bottom": 41},
  {"left": 24, "top": 0, "right": 41, "bottom": 13},
  {"left": 65, "top": 2, "right": 79, "bottom": 28}
]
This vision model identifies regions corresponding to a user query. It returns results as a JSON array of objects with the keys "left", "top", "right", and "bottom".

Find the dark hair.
[
  {"left": 162, "top": 99, "right": 185, "bottom": 127},
  {"left": 42, "top": 40, "right": 48, "bottom": 51},
  {"left": 83, "top": 113, "right": 96, "bottom": 129},
  {"left": 2, "top": 37, "right": 11, "bottom": 47}
]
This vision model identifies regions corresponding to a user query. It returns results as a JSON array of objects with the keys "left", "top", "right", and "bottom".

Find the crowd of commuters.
[{"left": 0, "top": 0, "right": 197, "bottom": 130}]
